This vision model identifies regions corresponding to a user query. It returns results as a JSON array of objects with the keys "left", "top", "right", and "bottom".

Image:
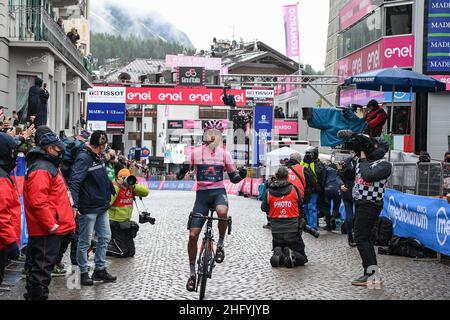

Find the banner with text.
[
  {"left": 381, "top": 189, "right": 450, "bottom": 256},
  {"left": 283, "top": 4, "right": 300, "bottom": 59},
  {"left": 253, "top": 106, "right": 273, "bottom": 167},
  {"left": 424, "top": 0, "right": 450, "bottom": 90},
  {"left": 338, "top": 34, "right": 415, "bottom": 84},
  {"left": 87, "top": 87, "right": 126, "bottom": 134}
]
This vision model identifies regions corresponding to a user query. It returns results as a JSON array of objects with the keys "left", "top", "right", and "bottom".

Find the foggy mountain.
[{"left": 90, "top": 1, "right": 195, "bottom": 49}]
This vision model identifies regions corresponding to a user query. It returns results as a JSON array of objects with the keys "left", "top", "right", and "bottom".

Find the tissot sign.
[
  {"left": 87, "top": 87, "right": 126, "bottom": 133},
  {"left": 338, "top": 34, "right": 415, "bottom": 84},
  {"left": 126, "top": 87, "right": 247, "bottom": 107}
]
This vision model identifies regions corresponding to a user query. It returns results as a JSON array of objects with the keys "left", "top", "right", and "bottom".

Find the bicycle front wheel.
[{"left": 199, "top": 240, "right": 211, "bottom": 300}]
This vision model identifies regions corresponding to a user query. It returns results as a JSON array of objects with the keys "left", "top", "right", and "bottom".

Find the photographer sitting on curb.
[
  {"left": 261, "top": 167, "right": 308, "bottom": 268},
  {"left": 339, "top": 133, "right": 392, "bottom": 287},
  {"left": 107, "top": 169, "right": 149, "bottom": 258}
]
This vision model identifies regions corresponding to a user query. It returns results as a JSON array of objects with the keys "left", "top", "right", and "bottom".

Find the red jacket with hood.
[
  {"left": 0, "top": 168, "right": 21, "bottom": 251},
  {"left": 23, "top": 148, "right": 75, "bottom": 237}
]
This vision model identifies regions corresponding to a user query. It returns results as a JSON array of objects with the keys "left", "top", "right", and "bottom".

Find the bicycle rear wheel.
[{"left": 199, "top": 240, "right": 211, "bottom": 300}]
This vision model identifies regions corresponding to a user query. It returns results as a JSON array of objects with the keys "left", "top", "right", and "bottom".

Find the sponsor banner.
[
  {"left": 338, "top": 35, "right": 415, "bottom": 84},
  {"left": 177, "top": 67, "right": 205, "bottom": 87},
  {"left": 383, "top": 91, "right": 414, "bottom": 103},
  {"left": 240, "top": 177, "right": 252, "bottom": 195},
  {"left": 431, "top": 74, "right": 450, "bottom": 90},
  {"left": 87, "top": 87, "right": 126, "bottom": 103},
  {"left": 126, "top": 87, "right": 247, "bottom": 107},
  {"left": 424, "top": 0, "right": 450, "bottom": 75},
  {"left": 87, "top": 103, "right": 126, "bottom": 122},
  {"left": 251, "top": 178, "right": 264, "bottom": 197},
  {"left": 164, "top": 144, "right": 187, "bottom": 164},
  {"left": 161, "top": 180, "right": 196, "bottom": 191},
  {"left": 224, "top": 179, "right": 244, "bottom": 196},
  {"left": 381, "top": 189, "right": 450, "bottom": 256},
  {"left": 165, "top": 55, "right": 222, "bottom": 70},
  {"left": 183, "top": 120, "right": 202, "bottom": 129},
  {"left": 13, "top": 156, "right": 27, "bottom": 248},
  {"left": 168, "top": 120, "right": 229, "bottom": 130},
  {"left": 246, "top": 89, "right": 275, "bottom": 107},
  {"left": 339, "top": 0, "right": 381, "bottom": 31},
  {"left": 147, "top": 181, "right": 164, "bottom": 190},
  {"left": 167, "top": 120, "right": 184, "bottom": 129},
  {"left": 87, "top": 120, "right": 107, "bottom": 132},
  {"left": 340, "top": 88, "right": 385, "bottom": 106},
  {"left": 283, "top": 4, "right": 300, "bottom": 58},
  {"left": 274, "top": 120, "right": 298, "bottom": 136},
  {"left": 253, "top": 106, "right": 274, "bottom": 167},
  {"left": 340, "top": 88, "right": 414, "bottom": 106},
  {"left": 382, "top": 35, "right": 415, "bottom": 68}
]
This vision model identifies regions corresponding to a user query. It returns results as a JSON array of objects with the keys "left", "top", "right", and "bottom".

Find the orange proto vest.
[
  {"left": 287, "top": 164, "right": 306, "bottom": 197},
  {"left": 268, "top": 187, "right": 300, "bottom": 219},
  {"left": 112, "top": 187, "right": 135, "bottom": 208}
]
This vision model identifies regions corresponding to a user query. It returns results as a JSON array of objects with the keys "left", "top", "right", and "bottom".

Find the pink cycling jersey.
[{"left": 187, "top": 145, "right": 236, "bottom": 191}]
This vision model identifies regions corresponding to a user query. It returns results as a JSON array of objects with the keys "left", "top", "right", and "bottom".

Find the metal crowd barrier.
[{"left": 389, "top": 162, "right": 450, "bottom": 197}]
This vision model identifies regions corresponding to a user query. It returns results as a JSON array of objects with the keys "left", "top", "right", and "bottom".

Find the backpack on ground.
[{"left": 378, "top": 236, "right": 436, "bottom": 258}]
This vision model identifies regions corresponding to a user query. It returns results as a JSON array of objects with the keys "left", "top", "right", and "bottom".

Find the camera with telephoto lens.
[
  {"left": 299, "top": 218, "right": 320, "bottom": 239},
  {"left": 139, "top": 211, "right": 156, "bottom": 225},
  {"left": 125, "top": 175, "right": 137, "bottom": 186},
  {"left": 337, "top": 130, "right": 376, "bottom": 157}
]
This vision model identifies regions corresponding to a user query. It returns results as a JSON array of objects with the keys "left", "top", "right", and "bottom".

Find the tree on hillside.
[{"left": 90, "top": 33, "right": 196, "bottom": 68}]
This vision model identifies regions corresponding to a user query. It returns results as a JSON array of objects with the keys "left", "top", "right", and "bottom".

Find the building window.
[
  {"left": 338, "top": 9, "right": 382, "bottom": 59},
  {"left": 16, "top": 74, "right": 41, "bottom": 121},
  {"left": 386, "top": 105, "right": 411, "bottom": 135},
  {"left": 385, "top": 5, "right": 412, "bottom": 36},
  {"left": 65, "top": 93, "right": 72, "bottom": 130}
]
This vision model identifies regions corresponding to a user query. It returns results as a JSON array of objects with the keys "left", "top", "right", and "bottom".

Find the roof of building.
[
  {"left": 103, "top": 58, "right": 169, "bottom": 83},
  {"left": 214, "top": 40, "right": 299, "bottom": 73}
]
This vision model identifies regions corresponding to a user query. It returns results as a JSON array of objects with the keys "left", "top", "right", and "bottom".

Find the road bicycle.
[{"left": 187, "top": 209, "right": 232, "bottom": 300}]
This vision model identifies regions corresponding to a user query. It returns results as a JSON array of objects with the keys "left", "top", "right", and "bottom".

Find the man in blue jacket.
[{"left": 68, "top": 131, "right": 117, "bottom": 286}]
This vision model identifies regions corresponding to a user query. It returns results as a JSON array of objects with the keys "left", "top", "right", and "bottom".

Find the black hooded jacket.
[
  {"left": 261, "top": 180, "right": 303, "bottom": 234},
  {"left": 349, "top": 138, "right": 392, "bottom": 206},
  {"left": 27, "top": 80, "right": 45, "bottom": 126}
]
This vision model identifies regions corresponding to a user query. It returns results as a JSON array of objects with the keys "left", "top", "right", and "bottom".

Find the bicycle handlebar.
[{"left": 190, "top": 213, "right": 229, "bottom": 223}]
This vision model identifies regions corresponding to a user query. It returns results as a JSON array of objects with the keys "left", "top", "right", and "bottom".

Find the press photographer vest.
[
  {"left": 288, "top": 165, "right": 306, "bottom": 197},
  {"left": 268, "top": 188, "right": 300, "bottom": 219},
  {"left": 352, "top": 159, "right": 388, "bottom": 203},
  {"left": 112, "top": 187, "right": 134, "bottom": 208}
]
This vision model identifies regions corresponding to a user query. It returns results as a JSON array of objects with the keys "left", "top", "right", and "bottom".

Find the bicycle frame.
[{"left": 188, "top": 209, "right": 232, "bottom": 300}]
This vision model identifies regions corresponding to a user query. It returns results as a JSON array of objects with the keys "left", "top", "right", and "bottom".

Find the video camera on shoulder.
[{"left": 337, "top": 130, "right": 376, "bottom": 157}]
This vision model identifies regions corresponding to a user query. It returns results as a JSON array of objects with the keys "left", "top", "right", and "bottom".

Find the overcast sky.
[{"left": 92, "top": 0, "right": 330, "bottom": 71}]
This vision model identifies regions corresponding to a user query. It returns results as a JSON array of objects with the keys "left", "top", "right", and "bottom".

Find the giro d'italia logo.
[{"left": 436, "top": 207, "right": 450, "bottom": 247}]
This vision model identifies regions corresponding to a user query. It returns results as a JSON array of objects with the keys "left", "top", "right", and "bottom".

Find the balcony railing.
[{"left": 8, "top": 5, "right": 91, "bottom": 78}]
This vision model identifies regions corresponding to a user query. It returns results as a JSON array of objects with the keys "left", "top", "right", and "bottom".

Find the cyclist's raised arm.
[{"left": 177, "top": 148, "right": 194, "bottom": 180}]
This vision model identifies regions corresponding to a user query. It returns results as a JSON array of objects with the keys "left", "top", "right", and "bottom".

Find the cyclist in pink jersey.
[{"left": 177, "top": 120, "right": 247, "bottom": 292}]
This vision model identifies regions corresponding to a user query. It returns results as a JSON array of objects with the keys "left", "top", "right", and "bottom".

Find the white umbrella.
[{"left": 265, "top": 147, "right": 298, "bottom": 177}]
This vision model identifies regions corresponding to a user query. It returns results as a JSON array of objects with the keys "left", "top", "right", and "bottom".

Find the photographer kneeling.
[
  {"left": 261, "top": 167, "right": 308, "bottom": 268},
  {"left": 107, "top": 169, "right": 149, "bottom": 258}
]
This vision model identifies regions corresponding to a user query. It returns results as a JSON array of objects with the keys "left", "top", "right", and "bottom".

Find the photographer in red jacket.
[
  {"left": 364, "top": 100, "right": 387, "bottom": 138},
  {"left": 0, "top": 132, "right": 21, "bottom": 286},
  {"left": 23, "top": 131, "right": 76, "bottom": 300}
]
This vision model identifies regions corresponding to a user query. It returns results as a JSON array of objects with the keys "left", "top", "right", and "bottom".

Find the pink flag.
[{"left": 283, "top": 4, "right": 300, "bottom": 59}]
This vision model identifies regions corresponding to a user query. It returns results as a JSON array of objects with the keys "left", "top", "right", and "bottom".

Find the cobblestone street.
[{"left": 1, "top": 191, "right": 450, "bottom": 300}]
